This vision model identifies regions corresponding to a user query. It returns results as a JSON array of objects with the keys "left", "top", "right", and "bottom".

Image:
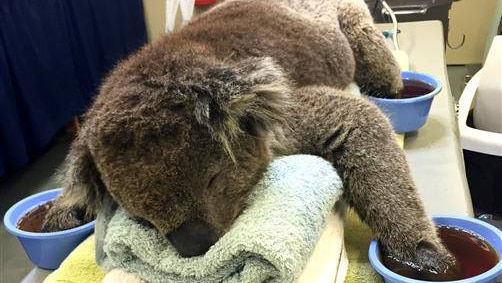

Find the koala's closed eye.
[
  {"left": 207, "top": 173, "right": 220, "bottom": 190},
  {"left": 169, "top": 103, "right": 186, "bottom": 113},
  {"left": 240, "top": 116, "right": 262, "bottom": 137}
]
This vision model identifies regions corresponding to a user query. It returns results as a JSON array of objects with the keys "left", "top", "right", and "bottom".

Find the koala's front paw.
[
  {"left": 413, "top": 240, "right": 462, "bottom": 280},
  {"left": 362, "top": 77, "right": 403, "bottom": 99},
  {"left": 383, "top": 240, "right": 461, "bottom": 281},
  {"left": 42, "top": 202, "right": 89, "bottom": 232}
]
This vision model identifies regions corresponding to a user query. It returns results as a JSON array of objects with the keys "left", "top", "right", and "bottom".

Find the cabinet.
[{"left": 446, "top": 0, "right": 501, "bottom": 65}]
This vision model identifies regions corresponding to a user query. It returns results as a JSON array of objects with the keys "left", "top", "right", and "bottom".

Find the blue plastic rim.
[
  {"left": 3, "top": 188, "right": 95, "bottom": 269},
  {"left": 368, "top": 215, "right": 502, "bottom": 283},
  {"left": 368, "top": 71, "right": 442, "bottom": 133}
]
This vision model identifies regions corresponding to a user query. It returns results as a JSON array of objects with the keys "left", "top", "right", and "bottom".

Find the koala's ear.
[{"left": 192, "top": 57, "right": 291, "bottom": 157}]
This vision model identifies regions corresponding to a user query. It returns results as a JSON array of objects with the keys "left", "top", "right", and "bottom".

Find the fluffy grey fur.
[{"left": 44, "top": 0, "right": 459, "bottom": 279}]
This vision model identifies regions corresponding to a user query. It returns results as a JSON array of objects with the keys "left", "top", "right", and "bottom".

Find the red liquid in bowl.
[
  {"left": 383, "top": 226, "right": 499, "bottom": 281},
  {"left": 399, "top": 79, "right": 435, "bottom": 98},
  {"left": 16, "top": 201, "right": 53, "bottom": 233},
  {"left": 439, "top": 226, "right": 499, "bottom": 279}
]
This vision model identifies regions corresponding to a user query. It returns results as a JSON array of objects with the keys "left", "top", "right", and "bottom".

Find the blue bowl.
[
  {"left": 3, "top": 188, "right": 95, "bottom": 270},
  {"left": 369, "top": 215, "right": 502, "bottom": 283},
  {"left": 368, "top": 71, "right": 442, "bottom": 133}
]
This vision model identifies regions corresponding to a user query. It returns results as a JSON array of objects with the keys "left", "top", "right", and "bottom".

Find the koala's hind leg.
[
  {"left": 282, "top": 86, "right": 458, "bottom": 277},
  {"left": 277, "top": 0, "right": 402, "bottom": 97},
  {"left": 336, "top": 0, "right": 403, "bottom": 97},
  {"left": 43, "top": 136, "right": 104, "bottom": 232}
]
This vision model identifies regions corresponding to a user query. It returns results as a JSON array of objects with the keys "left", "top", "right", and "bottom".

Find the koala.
[{"left": 43, "top": 0, "right": 459, "bottom": 279}]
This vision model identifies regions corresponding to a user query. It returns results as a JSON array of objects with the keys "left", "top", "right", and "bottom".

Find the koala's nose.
[{"left": 166, "top": 219, "right": 219, "bottom": 257}]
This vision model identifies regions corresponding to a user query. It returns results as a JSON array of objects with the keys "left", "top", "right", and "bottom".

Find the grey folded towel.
[{"left": 96, "top": 155, "right": 343, "bottom": 283}]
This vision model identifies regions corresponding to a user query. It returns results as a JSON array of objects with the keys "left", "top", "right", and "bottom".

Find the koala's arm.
[
  {"left": 43, "top": 134, "right": 104, "bottom": 231},
  {"left": 336, "top": 0, "right": 403, "bottom": 97},
  {"left": 281, "top": 86, "right": 457, "bottom": 275}
]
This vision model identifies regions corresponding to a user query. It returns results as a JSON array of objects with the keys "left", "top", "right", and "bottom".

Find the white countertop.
[{"left": 378, "top": 21, "right": 474, "bottom": 216}]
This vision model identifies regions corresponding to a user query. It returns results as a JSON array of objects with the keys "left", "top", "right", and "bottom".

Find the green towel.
[{"left": 98, "top": 155, "right": 344, "bottom": 283}]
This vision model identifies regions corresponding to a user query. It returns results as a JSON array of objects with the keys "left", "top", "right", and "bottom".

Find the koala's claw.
[
  {"left": 415, "top": 241, "right": 455, "bottom": 269},
  {"left": 383, "top": 241, "right": 461, "bottom": 281},
  {"left": 361, "top": 81, "right": 403, "bottom": 99},
  {"left": 42, "top": 204, "right": 88, "bottom": 232}
]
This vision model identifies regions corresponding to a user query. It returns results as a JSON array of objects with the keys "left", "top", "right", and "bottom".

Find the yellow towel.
[
  {"left": 395, "top": 133, "right": 405, "bottom": 148},
  {"left": 343, "top": 211, "right": 383, "bottom": 283},
  {"left": 43, "top": 235, "right": 105, "bottom": 283}
]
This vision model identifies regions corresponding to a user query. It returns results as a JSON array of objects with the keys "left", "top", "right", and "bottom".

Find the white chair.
[
  {"left": 458, "top": 37, "right": 502, "bottom": 157},
  {"left": 458, "top": 36, "right": 502, "bottom": 216}
]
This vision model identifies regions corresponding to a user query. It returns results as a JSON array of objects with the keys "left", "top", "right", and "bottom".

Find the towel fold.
[{"left": 97, "top": 155, "right": 343, "bottom": 283}]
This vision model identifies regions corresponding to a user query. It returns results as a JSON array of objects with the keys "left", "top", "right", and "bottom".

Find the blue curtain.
[{"left": 0, "top": 0, "right": 147, "bottom": 177}]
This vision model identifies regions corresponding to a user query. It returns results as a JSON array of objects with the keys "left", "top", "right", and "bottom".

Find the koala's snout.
[{"left": 166, "top": 219, "right": 219, "bottom": 257}]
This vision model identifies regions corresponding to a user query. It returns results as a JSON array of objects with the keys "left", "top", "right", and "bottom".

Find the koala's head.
[{"left": 87, "top": 44, "right": 290, "bottom": 239}]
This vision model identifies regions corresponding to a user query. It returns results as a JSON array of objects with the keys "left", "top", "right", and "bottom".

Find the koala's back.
[
  {"left": 85, "top": 0, "right": 359, "bottom": 139},
  {"left": 176, "top": 0, "right": 356, "bottom": 88}
]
